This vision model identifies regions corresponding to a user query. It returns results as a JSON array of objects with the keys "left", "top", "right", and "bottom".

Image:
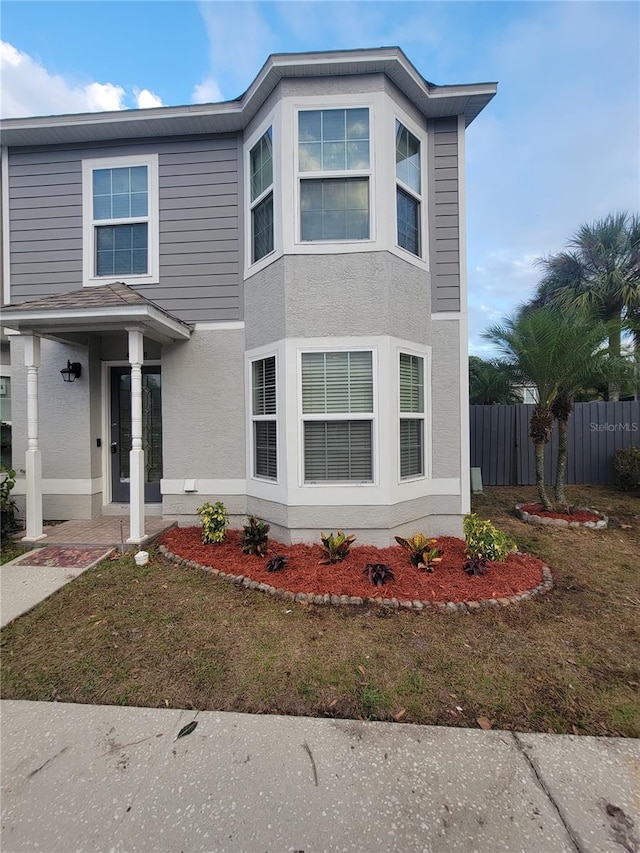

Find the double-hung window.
[
  {"left": 83, "top": 154, "right": 158, "bottom": 285},
  {"left": 249, "top": 128, "right": 274, "bottom": 263},
  {"left": 302, "top": 351, "right": 373, "bottom": 482},
  {"left": 298, "top": 108, "right": 370, "bottom": 242},
  {"left": 399, "top": 353, "right": 425, "bottom": 478},
  {"left": 252, "top": 356, "right": 277, "bottom": 480},
  {"left": 395, "top": 122, "right": 422, "bottom": 257}
]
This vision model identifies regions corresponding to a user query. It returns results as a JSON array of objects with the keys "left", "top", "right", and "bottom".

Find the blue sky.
[{"left": 1, "top": 1, "right": 638, "bottom": 354}]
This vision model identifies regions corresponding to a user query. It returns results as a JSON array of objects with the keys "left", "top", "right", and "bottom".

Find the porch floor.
[{"left": 33, "top": 516, "right": 175, "bottom": 548}]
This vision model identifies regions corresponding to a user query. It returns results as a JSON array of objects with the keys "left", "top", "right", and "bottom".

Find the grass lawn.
[{"left": 1, "top": 485, "right": 638, "bottom": 736}]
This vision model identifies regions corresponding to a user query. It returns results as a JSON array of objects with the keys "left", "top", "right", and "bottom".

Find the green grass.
[{"left": 1, "top": 485, "right": 639, "bottom": 736}]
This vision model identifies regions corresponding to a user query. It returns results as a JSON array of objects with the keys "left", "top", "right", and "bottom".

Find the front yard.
[{"left": 1, "top": 485, "right": 638, "bottom": 736}]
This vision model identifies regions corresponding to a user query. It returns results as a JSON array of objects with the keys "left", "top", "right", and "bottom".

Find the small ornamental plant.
[
  {"left": 395, "top": 533, "right": 443, "bottom": 571},
  {"left": 614, "top": 445, "right": 640, "bottom": 491},
  {"left": 319, "top": 531, "right": 356, "bottom": 564},
  {"left": 363, "top": 563, "right": 395, "bottom": 587},
  {"left": 241, "top": 516, "right": 270, "bottom": 557},
  {"left": 462, "top": 513, "right": 516, "bottom": 576},
  {"left": 0, "top": 466, "right": 18, "bottom": 539},
  {"left": 266, "top": 554, "right": 288, "bottom": 572},
  {"left": 196, "top": 500, "right": 229, "bottom": 544}
]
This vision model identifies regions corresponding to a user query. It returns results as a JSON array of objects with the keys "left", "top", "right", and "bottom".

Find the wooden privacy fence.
[{"left": 470, "top": 401, "right": 640, "bottom": 486}]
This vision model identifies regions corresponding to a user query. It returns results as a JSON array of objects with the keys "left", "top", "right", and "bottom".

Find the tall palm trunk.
[
  {"left": 534, "top": 441, "right": 552, "bottom": 510},
  {"left": 530, "top": 404, "right": 554, "bottom": 510},
  {"left": 552, "top": 392, "right": 573, "bottom": 507},
  {"left": 554, "top": 417, "right": 569, "bottom": 506},
  {"left": 607, "top": 316, "right": 622, "bottom": 401}
]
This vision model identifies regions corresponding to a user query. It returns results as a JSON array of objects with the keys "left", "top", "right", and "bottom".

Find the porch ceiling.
[{"left": 1, "top": 282, "right": 192, "bottom": 345}]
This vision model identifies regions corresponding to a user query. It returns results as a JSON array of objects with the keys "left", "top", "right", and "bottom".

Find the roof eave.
[{"left": 0, "top": 48, "right": 497, "bottom": 147}]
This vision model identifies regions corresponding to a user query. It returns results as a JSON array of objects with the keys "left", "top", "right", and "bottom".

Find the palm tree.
[
  {"left": 535, "top": 212, "right": 640, "bottom": 401},
  {"left": 469, "top": 356, "right": 520, "bottom": 405},
  {"left": 484, "top": 306, "right": 609, "bottom": 510}
]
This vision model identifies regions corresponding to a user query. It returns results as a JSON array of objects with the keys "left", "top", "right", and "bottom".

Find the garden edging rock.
[
  {"left": 515, "top": 503, "right": 608, "bottom": 529},
  {"left": 157, "top": 544, "right": 553, "bottom": 613}
]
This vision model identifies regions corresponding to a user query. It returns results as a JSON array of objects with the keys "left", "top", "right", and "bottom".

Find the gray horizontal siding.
[
  {"left": 428, "top": 117, "right": 461, "bottom": 313},
  {"left": 8, "top": 136, "right": 241, "bottom": 322}
]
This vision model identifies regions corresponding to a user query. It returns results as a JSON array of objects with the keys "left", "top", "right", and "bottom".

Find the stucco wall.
[
  {"left": 430, "top": 320, "right": 462, "bottom": 479},
  {"left": 245, "top": 252, "right": 432, "bottom": 350},
  {"left": 161, "top": 328, "right": 246, "bottom": 482}
]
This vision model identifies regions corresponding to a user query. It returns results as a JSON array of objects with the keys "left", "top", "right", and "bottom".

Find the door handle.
[{"left": 111, "top": 442, "right": 118, "bottom": 454}]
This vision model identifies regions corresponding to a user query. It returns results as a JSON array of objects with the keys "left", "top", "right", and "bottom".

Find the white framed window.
[
  {"left": 249, "top": 128, "right": 274, "bottom": 263},
  {"left": 301, "top": 350, "right": 374, "bottom": 482},
  {"left": 399, "top": 352, "right": 425, "bottom": 479},
  {"left": 297, "top": 108, "right": 371, "bottom": 242},
  {"left": 395, "top": 121, "right": 422, "bottom": 257},
  {"left": 251, "top": 355, "right": 277, "bottom": 480},
  {"left": 82, "top": 154, "right": 159, "bottom": 286}
]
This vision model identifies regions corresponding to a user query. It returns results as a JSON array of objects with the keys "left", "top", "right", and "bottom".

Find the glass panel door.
[{"left": 110, "top": 366, "right": 162, "bottom": 502}]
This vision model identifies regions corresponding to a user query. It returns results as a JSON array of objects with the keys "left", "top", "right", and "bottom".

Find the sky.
[{"left": 1, "top": 0, "right": 638, "bottom": 355}]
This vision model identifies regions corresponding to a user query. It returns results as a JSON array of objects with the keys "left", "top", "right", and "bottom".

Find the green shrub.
[
  {"left": 196, "top": 501, "right": 229, "bottom": 544},
  {"left": 613, "top": 445, "right": 640, "bottom": 490},
  {"left": 463, "top": 513, "right": 516, "bottom": 563},
  {"left": 0, "top": 466, "right": 18, "bottom": 540},
  {"left": 319, "top": 531, "right": 356, "bottom": 564},
  {"left": 395, "top": 533, "right": 443, "bottom": 570},
  {"left": 241, "top": 516, "right": 270, "bottom": 556}
]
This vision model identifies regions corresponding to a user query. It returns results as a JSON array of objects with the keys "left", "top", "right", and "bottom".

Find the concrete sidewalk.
[{"left": 1, "top": 700, "right": 638, "bottom": 853}]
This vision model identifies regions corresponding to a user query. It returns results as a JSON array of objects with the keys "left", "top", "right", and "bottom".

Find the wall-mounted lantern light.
[{"left": 60, "top": 361, "right": 82, "bottom": 383}]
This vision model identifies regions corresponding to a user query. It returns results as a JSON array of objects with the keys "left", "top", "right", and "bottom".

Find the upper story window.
[
  {"left": 298, "top": 108, "right": 370, "bottom": 242},
  {"left": 395, "top": 122, "right": 422, "bottom": 257},
  {"left": 250, "top": 128, "right": 274, "bottom": 263},
  {"left": 82, "top": 154, "right": 159, "bottom": 286}
]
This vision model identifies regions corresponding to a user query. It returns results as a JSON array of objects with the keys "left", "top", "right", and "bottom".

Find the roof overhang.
[
  {"left": 1, "top": 303, "right": 192, "bottom": 346},
  {"left": 0, "top": 47, "right": 497, "bottom": 148}
]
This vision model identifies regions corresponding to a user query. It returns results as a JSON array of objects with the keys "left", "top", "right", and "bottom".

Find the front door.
[{"left": 110, "top": 366, "right": 163, "bottom": 503}]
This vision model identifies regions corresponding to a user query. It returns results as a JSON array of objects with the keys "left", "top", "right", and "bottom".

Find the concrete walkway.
[
  {"left": 1, "top": 700, "right": 638, "bottom": 853},
  {"left": 1, "top": 534, "right": 639, "bottom": 852}
]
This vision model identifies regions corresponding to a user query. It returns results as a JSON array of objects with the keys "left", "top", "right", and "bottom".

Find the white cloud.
[
  {"left": 0, "top": 40, "right": 126, "bottom": 117},
  {"left": 0, "top": 41, "right": 165, "bottom": 118},
  {"left": 191, "top": 76, "right": 223, "bottom": 104},
  {"left": 135, "top": 88, "right": 164, "bottom": 109}
]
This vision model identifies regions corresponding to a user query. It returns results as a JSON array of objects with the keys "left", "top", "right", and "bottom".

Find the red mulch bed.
[
  {"left": 520, "top": 503, "right": 601, "bottom": 523},
  {"left": 159, "top": 528, "right": 545, "bottom": 604}
]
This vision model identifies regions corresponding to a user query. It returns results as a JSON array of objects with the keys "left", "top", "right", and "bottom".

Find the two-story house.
[{"left": 0, "top": 47, "right": 496, "bottom": 545}]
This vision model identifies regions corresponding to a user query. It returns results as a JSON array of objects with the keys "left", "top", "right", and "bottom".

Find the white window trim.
[
  {"left": 398, "top": 349, "right": 427, "bottom": 482},
  {"left": 249, "top": 352, "right": 278, "bottom": 483},
  {"left": 244, "top": 109, "right": 281, "bottom": 278},
  {"left": 297, "top": 345, "right": 378, "bottom": 487},
  {"left": 294, "top": 103, "right": 375, "bottom": 247},
  {"left": 82, "top": 153, "right": 159, "bottom": 288},
  {"left": 392, "top": 110, "right": 427, "bottom": 264},
  {"left": 394, "top": 120, "right": 423, "bottom": 259}
]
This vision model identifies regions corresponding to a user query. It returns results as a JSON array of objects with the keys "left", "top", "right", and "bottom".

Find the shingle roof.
[{"left": 4, "top": 281, "right": 160, "bottom": 312}]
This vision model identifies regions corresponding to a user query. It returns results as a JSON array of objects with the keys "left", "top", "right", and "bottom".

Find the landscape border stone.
[
  {"left": 515, "top": 502, "right": 608, "bottom": 529},
  {"left": 157, "top": 544, "right": 554, "bottom": 613}
]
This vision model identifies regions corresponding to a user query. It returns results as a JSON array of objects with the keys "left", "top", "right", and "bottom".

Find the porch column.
[
  {"left": 126, "top": 328, "right": 145, "bottom": 544},
  {"left": 23, "top": 335, "right": 46, "bottom": 542}
]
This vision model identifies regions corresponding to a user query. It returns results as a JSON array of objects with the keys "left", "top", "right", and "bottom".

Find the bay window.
[
  {"left": 298, "top": 108, "right": 370, "bottom": 242},
  {"left": 302, "top": 351, "right": 373, "bottom": 482},
  {"left": 395, "top": 122, "right": 422, "bottom": 257},
  {"left": 249, "top": 128, "right": 274, "bottom": 263},
  {"left": 399, "top": 352, "right": 425, "bottom": 478},
  {"left": 252, "top": 356, "right": 277, "bottom": 480}
]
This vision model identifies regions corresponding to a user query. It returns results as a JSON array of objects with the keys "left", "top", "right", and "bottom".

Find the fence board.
[{"left": 470, "top": 401, "right": 640, "bottom": 486}]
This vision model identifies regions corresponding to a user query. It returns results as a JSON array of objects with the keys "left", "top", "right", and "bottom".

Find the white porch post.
[
  {"left": 126, "top": 328, "right": 145, "bottom": 544},
  {"left": 23, "top": 335, "right": 46, "bottom": 542}
]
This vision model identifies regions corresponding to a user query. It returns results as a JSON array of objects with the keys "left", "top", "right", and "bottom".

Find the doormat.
[{"left": 13, "top": 546, "right": 113, "bottom": 569}]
